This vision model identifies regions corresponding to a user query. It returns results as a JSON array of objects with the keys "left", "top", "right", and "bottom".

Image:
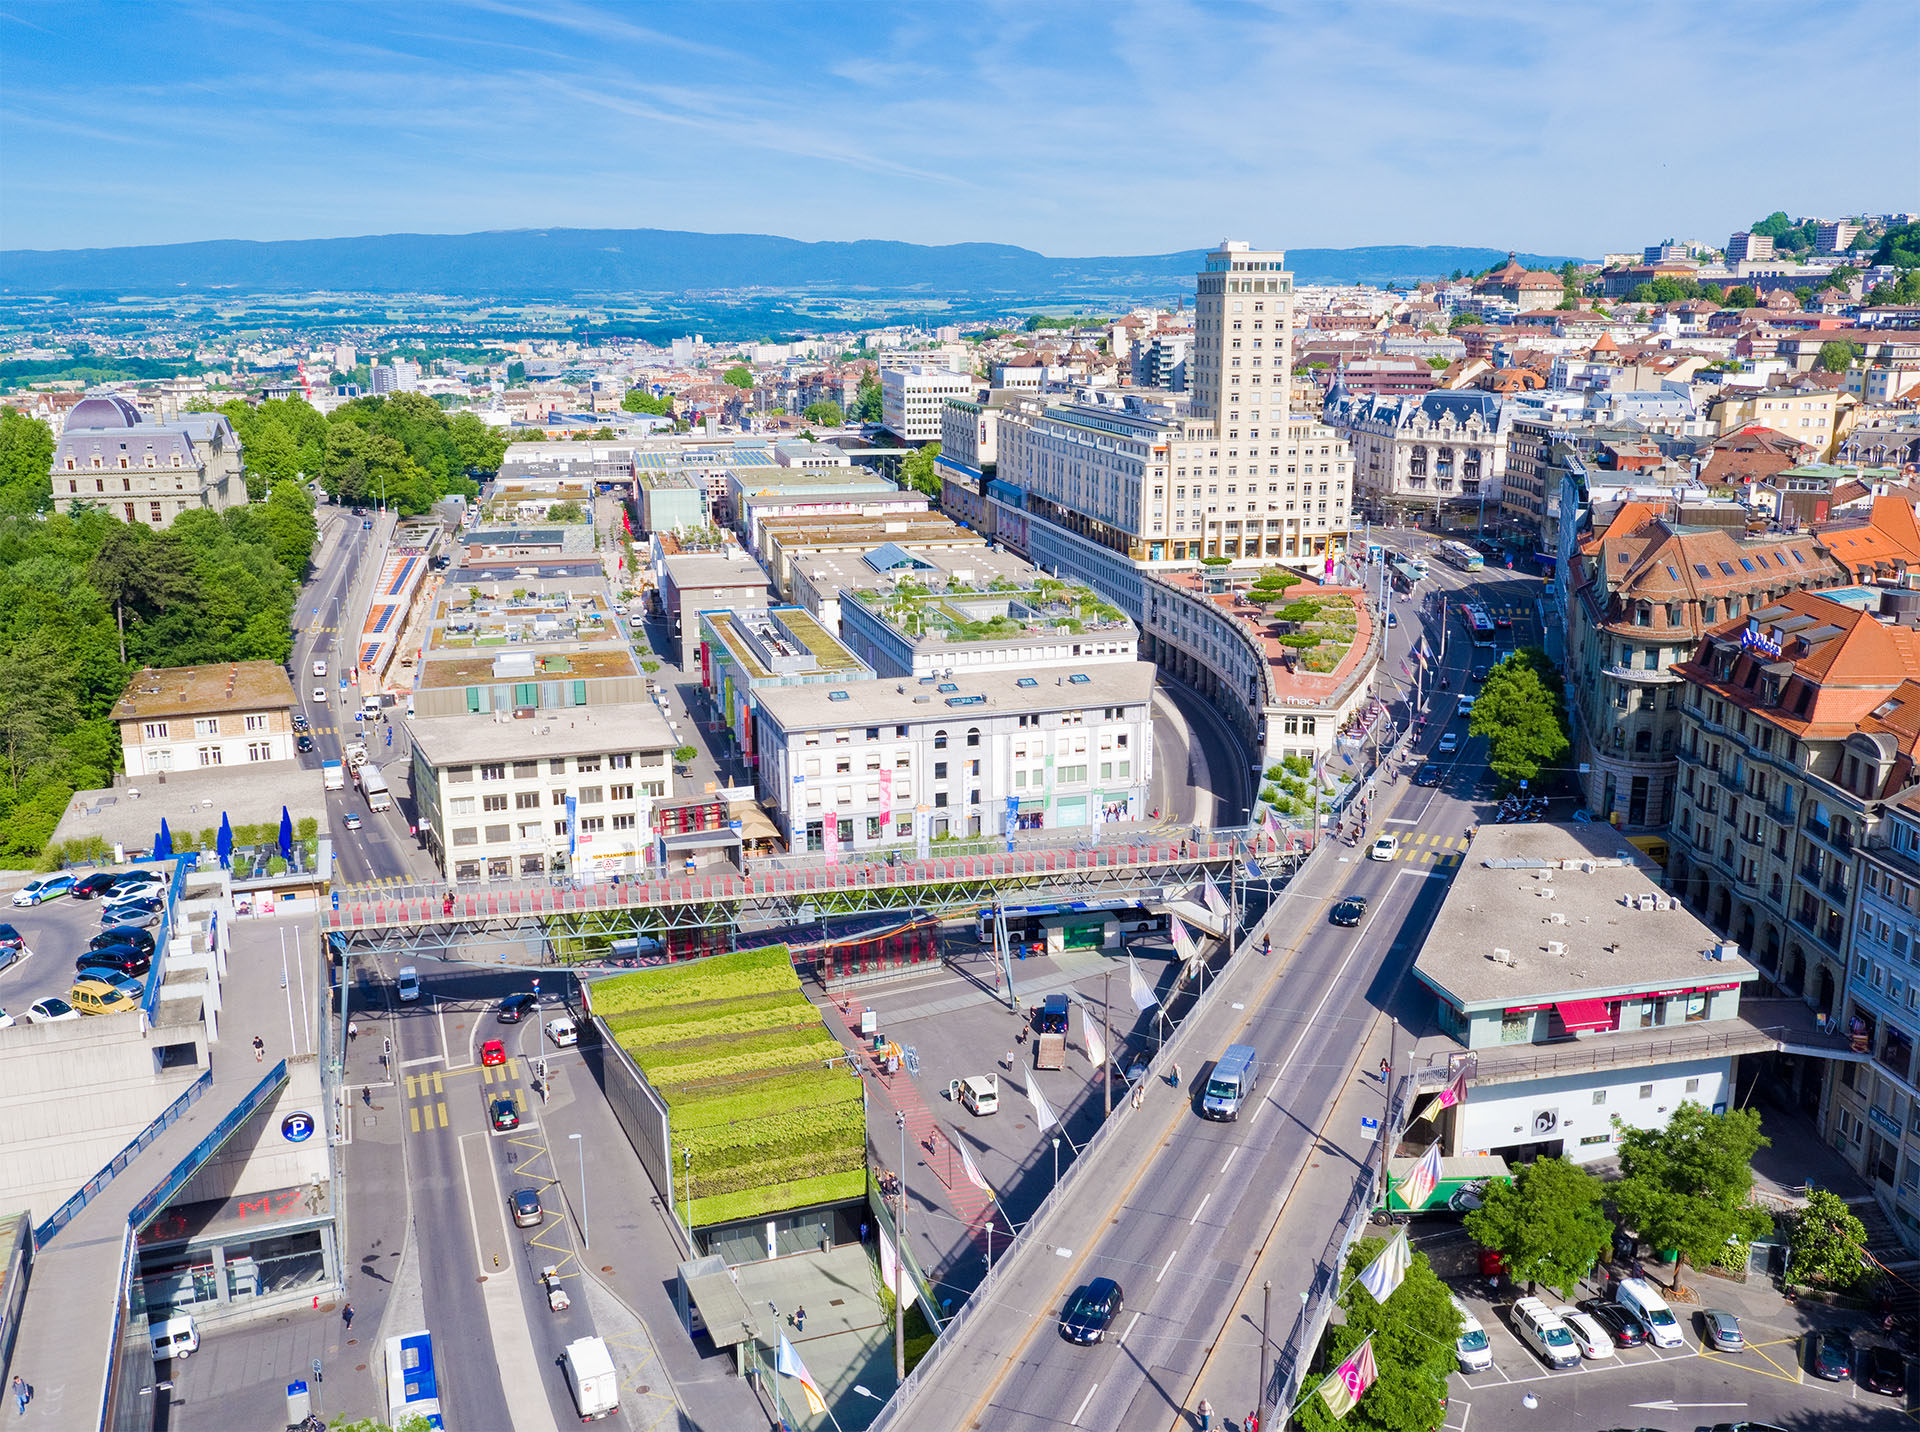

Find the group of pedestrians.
[{"left": 1193, "top": 1399, "right": 1260, "bottom": 1432}]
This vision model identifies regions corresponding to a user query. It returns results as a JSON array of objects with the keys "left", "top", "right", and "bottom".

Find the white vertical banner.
[{"left": 877, "top": 1225, "right": 908, "bottom": 1295}]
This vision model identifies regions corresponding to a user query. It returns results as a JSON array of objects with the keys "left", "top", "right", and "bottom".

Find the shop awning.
[{"left": 1555, "top": 998, "right": 1613, "bottom": 1032}]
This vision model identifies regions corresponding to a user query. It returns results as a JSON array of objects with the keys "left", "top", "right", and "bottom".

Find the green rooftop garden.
[
  {"left": 851, "top": 576, "right": 1129, "bottom": 643},
  {"left": 1270, "top": 591, "right": 1359, "bottom": 674},
  {"left": 590, "top": 946, "right": 866, "bottom": 1226}
]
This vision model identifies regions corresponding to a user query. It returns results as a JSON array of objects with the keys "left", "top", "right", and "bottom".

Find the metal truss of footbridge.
[{"left": 321, "top": 828, "right": 1303, "bottom": 962}]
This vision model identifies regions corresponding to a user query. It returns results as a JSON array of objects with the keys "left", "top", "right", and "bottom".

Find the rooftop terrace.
[{"left": 849, "top": 576, "right": 1131, "bottom": 645}]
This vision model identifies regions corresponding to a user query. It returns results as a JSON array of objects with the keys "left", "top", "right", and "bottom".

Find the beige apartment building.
[
  {"left": 1709, "top": 386, "right": 1846, "bottom": 461},
  {"left": 114, "top": 661, "right": 300, "bottom": 776},
  {"left": 1668, "top": 588, "right": 1920, "bottom": 1015}
]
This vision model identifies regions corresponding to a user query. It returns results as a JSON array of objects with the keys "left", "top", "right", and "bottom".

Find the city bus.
[
  {"left": 1438, "top": 540, "right": 1485, "bottom": 573},
  {"left": 1464, "top": 605, "right": 1498, "bottom": 647},
  {"left": 386, "top": 1331, "right": 445, "bottom": 1431}
]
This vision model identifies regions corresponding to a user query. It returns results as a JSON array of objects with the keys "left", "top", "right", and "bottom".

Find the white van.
[
  {"left": 312, "top": 659, "right": 328, "bottom": 678},
  {"left": 1450, "top": 1293, "right": 1492, "bottom": 1372},
  {"left": 150, "top": 1313, "right": 199, "bottom": 1360},
  {"left": 397, "top": 965, "right": 421, "bottom": 1002},
  {"left": 1510, "top": 1295, "right": 1582, "bottom": 1369},
  {"left": 1614, "top": 1276, "right": 1683, "bottom": 1348}
]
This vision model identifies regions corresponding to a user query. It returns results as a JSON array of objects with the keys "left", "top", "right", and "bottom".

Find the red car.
[{"left": 480, "top": 1039, "right": 507, "bottom": 1067}]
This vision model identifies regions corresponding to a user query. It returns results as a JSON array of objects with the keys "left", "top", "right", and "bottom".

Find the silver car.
[{"left": 1699, "top": 1307, "right": 1744, "bottom": 1352}]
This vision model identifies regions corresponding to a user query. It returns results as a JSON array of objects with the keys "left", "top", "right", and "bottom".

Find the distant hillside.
[{"left": 0, "top": 226, "right": 1577, "bottom": 297}]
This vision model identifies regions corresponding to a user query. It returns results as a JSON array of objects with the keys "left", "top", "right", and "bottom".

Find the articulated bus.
[
  {"left": 1437, "top": 540, "right": 1485, "bottom": 572},
  {"left": 386, "top": 1331, "right": 445, "bottom": 1431}
]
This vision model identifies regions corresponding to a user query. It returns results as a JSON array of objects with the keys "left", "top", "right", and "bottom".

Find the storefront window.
[{"left": 1500, "top": 1013, "right": 1533, "bottom": 1044}]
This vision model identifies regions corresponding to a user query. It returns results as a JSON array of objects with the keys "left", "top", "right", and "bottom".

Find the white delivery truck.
[
  {"left": 358, "top": 763, "right": 393, "bottom": 813},
  {"left": 321, "top": 759, "right": 345, "bottom": 792},
  {"left": 562, "top": 1336, "right": 619, "bottom": 1420}
]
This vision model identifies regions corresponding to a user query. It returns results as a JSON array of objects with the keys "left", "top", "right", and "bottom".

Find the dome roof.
[{"left": 66, "top": 395, "right": 143, "bottom": 430}]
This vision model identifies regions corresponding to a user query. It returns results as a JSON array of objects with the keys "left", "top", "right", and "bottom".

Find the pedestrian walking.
[
  {"left": 12, "top": 1376, "right": 29, "bottom": 1416},
  {"left": 1378, "top": 1057, "right": 1391, "bottom": 1082},
  {"left": 1244, "top": 1412, "right": 1259, "bottom": 1432},
  {"left": 1131, "top": 1080, "right": 1144, "bottom": 1110},
  {"left": 860, "top": 1221, "right": 870, "bottom": 1245},
  {"left": 253, "top": 1034, "right": 265, "bottom": 1062},
  {"left": 1196, "top": 1397, "right": 1213, "bottom": 1430},
  {"left": 342, "top": 1302, "right": 355, "bottom": 1331},
  {"left": 1171, "top": 1062, "right": 1181, "bottom": 1090}
]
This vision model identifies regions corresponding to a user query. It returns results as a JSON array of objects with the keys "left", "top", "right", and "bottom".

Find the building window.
[
  {"left": 1638, "top": 1084, "right": 1654, "bottom": 1099},
  {"left": 245, "top": 714, "right": 268, "bottom": 732},
  {"left": 247, "top": 742, "right": 271, "bottom": 762},
  {"left": 198, "top": 746, "right": 222, "bottom": 767},
  {"left": 450, "top": 797, "right": 475, "bottom": 815},
  {"left": 453, "top": 827, "right": 478, "bottom": 847},
  {"left": 483, "top": 795, "right": 508, "bottom": 812},
  {"left": 194, "top": 717, "right": 219, "bottom": 738},
  {"left": 516, "top": 791, "right": 540, "bottom": 810},
  {"left": 143, "top": 722, "right": 169, "bottom": 740},
  {"left": 480, "top": 763, "right": 506, "bottom": 781}
]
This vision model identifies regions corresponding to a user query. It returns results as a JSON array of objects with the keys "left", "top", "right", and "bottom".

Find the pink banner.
[
  {"left": 823, "top": 807, "right": 840, "bottom": 864},
  {"left": 879, "top": 768, "right": 893, "bottom": 827}
]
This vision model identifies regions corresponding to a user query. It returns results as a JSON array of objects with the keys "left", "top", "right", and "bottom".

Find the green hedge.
[
  {"left": 669, "top": 1067, "right": 864, "bottom": 1130},
  {"left": 688, "top": 1169, "right": 867, "bottom": 1227},
  {"left": 681, "top": 1100, "right": 866, "bottom": 1173},
  {"left": 589, "top": 944, "right": 795, "bottom": 1014},
  {"left": 605, "top": 989, "right": 819, "bottom": 1045},
  {"left": 635, "top": 1026, "right": 842, "bottom": 1085}
]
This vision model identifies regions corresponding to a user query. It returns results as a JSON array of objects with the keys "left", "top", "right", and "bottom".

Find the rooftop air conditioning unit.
[
  {"left": 1492, "top": 947, "right": 1514, "bottom": 966},
  {"left": 1545, "top": 940, "right": 1567, "bottom": 956},
  {"left": 1546, "top": 911, "right": 1568, "bottom": 925}
]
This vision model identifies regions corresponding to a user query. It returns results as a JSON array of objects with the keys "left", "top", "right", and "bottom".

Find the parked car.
[
  {"left": 70, "top": 872, "right": 124, "bottom": 900},
  {"left": 0, "top": 1008, "right": 12, "bottom": 1028},
  {"left": 511, "top": 1188, "right": 543, "bottom": 1228},
  {"left": 296, "top": 734, "right": 316, "bottom": 754},
  {"left": 1330, "top": 896, "right": 1367, "bottom": 927},
  {"left": 291, "top": 713, "right": 309, "bottom": 732},
  {"left": 1698, "top": 1307, "right": 1744, "bottom": 1352},
  {"left": 489, "top": 1097, "right": 520, "bottom": 1131},
  {"left": 91, "top": 927, "right": 156, "bottom": 958},
  {"left": 12, "top": 874, "right": 74, "bottom": 907},
  {"left": 69, "top": 978, "right": 141, "bottom": 1016},
  {"left": 1861, "top": 1343, "right": 1906, "bottom": 1396},
  {"left": 0, "top": 922, "right": 24, "bottom": 953},
  {"left": 1553, "top": 1306, "right": 1614, "bottom": 1359},
  {"left": 28, "top": 997, "right": 80, "bottom": 1023},
  {"left": 77, "top": 952, "right": 152, "bottom": 979},
  {"left": 1059, "top": 1278, "right": 1124, "bottom": 1345},
  {"left": 497, "top": 992, "right": 539, "bottom": 1024},
  {"left": 481, "top": 1039, "right": 507, "bottom": 1067},
  {"left": 100, "top": 904, "right": 162, "bottom": 930},
  {"left": 1577, "top": 1300, "right": 1646, "bottom": 1348}
]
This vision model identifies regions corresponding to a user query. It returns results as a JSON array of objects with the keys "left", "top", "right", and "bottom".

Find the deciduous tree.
[
  {"left": 0, "top": 409, "right": 54, "bottom": 516},
  {"left": 1464, "top": 1157, "right": 1610, "bottom": 1297},
  {"left": 1294, "top": 1236, "right": 1458, "bottom": 1432},
  {"left": 1611, "top": 1102, "right": 1773, "bottom": 1293},
  {"left": 1468, "top": 647, "right": 1568, "bottom": 791},
  {"left": 802, "top": 399, "right": 843, "bottom": 426},
  {"left": 1786, "top": 1188, "right": 1867, "bottom": 1290}
]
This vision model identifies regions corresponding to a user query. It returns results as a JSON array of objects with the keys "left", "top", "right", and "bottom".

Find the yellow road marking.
[
  {"left": 436, "top": 1101, "right": 448, "bottom": 1128},
  {"left": 409, "top": 1104, "right": 420, "bottom": 1133}
]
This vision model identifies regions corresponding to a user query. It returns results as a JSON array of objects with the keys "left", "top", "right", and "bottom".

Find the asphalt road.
[
  {"left": 293, "top": 512, "right": 424, "bottom": 886},
  {"left": 903, "top": 559, "right": 1550, "bottom": 1432}
]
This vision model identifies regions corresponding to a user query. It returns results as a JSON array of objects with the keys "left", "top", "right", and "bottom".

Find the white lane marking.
[
  {"left": 1156, "top": 1248, "right": 1179, "bottom": 1283},
  {"left": 400, "top": 1055, "right": 440, "bottom": 1068},
  {"left": 457, "top": 1129, "right": 509, "bottom": 1276},
  {"left": 1070, "top": 1384, "right": 1098, "bottom": 1426},
  {"left": 1220, "top": 1146, "right": 1238, "bottom": 1173},
  {"left": 1119, "top": 1312, "right": 1141, "bottom": 1345},
  {"left": 1189, "top": 1192, "right": 1211, "bottom": 1226},
  {"left": 1384, "top": 818, "right": 1417, "bottom": 825}
]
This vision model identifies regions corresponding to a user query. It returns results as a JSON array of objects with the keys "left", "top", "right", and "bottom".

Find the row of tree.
[{"left": 198, "top": 392, "right": 506, "bottom": 511}]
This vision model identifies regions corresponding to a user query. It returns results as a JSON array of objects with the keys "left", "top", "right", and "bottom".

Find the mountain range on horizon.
[{"left": 0, "top": 226, "right": 1579, "bottom": 299}]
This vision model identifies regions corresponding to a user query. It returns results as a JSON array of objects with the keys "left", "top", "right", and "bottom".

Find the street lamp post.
[
  {"left": 570, "top": 1132, "right": 590, "bottom": 1249},
  {"left": 682, "top": 1145, "right": 693, "bottom": 1241},
  {"left": 894, "top": 1111, "right": 907, "bottom": 1384},
  {"left": 1051, "top": 1135, "right": 1060, "bottom": 1188},
  {"left": 1258, "top": 1279, "right": 1272, "bottom": 1424}
]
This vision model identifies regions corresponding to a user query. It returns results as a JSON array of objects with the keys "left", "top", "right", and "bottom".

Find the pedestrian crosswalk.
[
  {"left": 404, "top": 1061, "right": 528, "bottom": 1132},
  {"left": 1387, "top": 833, "right": 1465, "bottom": 866}
]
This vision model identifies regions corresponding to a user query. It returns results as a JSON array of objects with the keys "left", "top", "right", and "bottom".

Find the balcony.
[
  {"left": 1803, "top": 821, "right": 1856, "bottom": 858},
  {"left": 1825, "top": 876, "right": 1852, "bottom": 905},
  {"left": 1739, "top": 828, "right": 1765, "bottom": 848},
  {"left": 1792, "top": 910, "right": 1842, "bottom": 952}
]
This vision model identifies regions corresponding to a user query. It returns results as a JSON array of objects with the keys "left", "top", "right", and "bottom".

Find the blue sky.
[{"left": 3, "top": 0, "right": 1914, "bottom": 257}]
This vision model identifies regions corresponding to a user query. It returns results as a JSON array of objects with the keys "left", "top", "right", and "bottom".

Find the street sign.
[{"left": 1360, "top": 1115, "right": 1380, "bottom": 1141}]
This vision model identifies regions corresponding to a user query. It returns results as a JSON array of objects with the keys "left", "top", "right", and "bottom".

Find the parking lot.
[
  {"left": 1434, "top": 1230, "right": 1920, "bottom": 1430},
  {"left": 0, "top": 882, "right": 137, "bottom": 1020}
]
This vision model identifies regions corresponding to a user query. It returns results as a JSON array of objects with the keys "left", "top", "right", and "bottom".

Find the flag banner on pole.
[
  {"left": 1415, "top": 1063, "right": 1472, "bottom": 1123},
  {"left": 959, "top": 1140, "right": 994, "bottom": 1196},
  {"left": 1128, "top": 955, "right": 1157, "bottom": 1012},
  {"left": 1202, "top": 876, "right": 1228, "bottom": 917},
  {"left": 1026, "top": 1074, "right": 1059, "bottom": 1133},
  {"left": 877, "top": 1226, "right": 907, "bottom": 1295},
  {"left": 1356, "top": 1230, "right": 1410, "bottom": 1304},
  {"left": 777, "top": 1334, "right": 828, "bottom": 1415},
  {"left": 1082, "top": 1005, "right": 1106, "bottom": 1070},
  {"left": 1171, "top": 918, "right": 1199, "bottom": 965},
  {"left": 1398, "top": 1142, "right": 1444, "bottom": 1212},
  {"left": 1316, "top": 1335, "right": 1379, "bottom": 1419}
]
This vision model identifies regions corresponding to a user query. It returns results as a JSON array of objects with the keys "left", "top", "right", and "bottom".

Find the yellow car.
[{"left": 69, "top": 978, "right": 141, "bottom": 1016}]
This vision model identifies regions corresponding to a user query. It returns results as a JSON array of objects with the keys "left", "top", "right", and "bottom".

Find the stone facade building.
[
  {"left": 1327, "top": 388, "right": 1508, "bottom": 526},
  {"left": 53, "top": 395, "right": 244, "bottom": 529}
]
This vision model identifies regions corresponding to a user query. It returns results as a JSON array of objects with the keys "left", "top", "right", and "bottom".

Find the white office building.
[{"left": 882, "top": 366, "right": 977, "bottom": 443}]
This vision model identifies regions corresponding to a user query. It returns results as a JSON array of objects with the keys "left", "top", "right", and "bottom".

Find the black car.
[
  {"left": 1494, "top": 615, "right": 1512, "bottom": 629},
  {"left": 1577, "top": 1299, "right": 1646, "bottom": 1348},
  {"left": 0, "top": 922, "right": 23, "bottom": 952},
  {"left": 102, "top": 896, "right": 165, "bottom": 920},
  {"left": 1412, "top": 766, "right": 1444, "bottom": 787},
  {"left": 70, "top": 872, "right": 124, "bottom": 900},
  {"left": 489, "top": 1097, "right": 520, "bottom": 1131},
  {"left": 1470, "top": 665, "right": 1490, "bottom": 682},
  {"left": 1810, "top": 1327, "right": 1853, "bottom": 1381},
  {"left": 78, "top": 950, "right": 152, "bottom": 978},
  {"left": 496, "top": 992, "right": 539, "bottom": 1024},
  {"left": 1861, "top": 1342, "right": 1907, "bottom": 1396},
  {"left": 91, "top": 927, "right": 156, "bottom": 958},
  {"left": 1060, "top": 1277, "right": 1123, "bottom": 1344},
  {"left": 1330, "top": 896, "right": 1367, "bottom": 927},
  {"left": 296, "top": 734, "right": 315, "bottom": 754}
]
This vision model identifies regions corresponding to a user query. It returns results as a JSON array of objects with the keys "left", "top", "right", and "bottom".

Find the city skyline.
[{"left": 3, "top": 0, "right": 1913, "bottom": 256}]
